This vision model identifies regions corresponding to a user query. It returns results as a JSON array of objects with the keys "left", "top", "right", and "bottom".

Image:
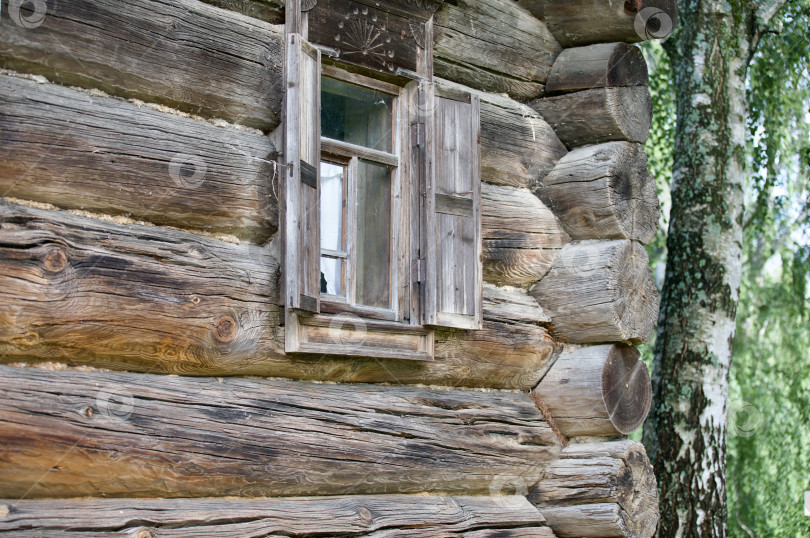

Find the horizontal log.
[
  {"left": 529, "top": 441, "right": 658, "bottom": 538},
  {"left": 531, "top": 87, "right": 652, "bottom": 149},
  {"left": 531, "top": 344, "right": 652, "bottom": 436},
  {"left": 545, "top": 43, "right": 648, "bottom": 96},
  {"left": 540, "top": 0, "right": 679, "bottom": 47},
  {"left": 482, "top": 184, "right": 570, "bottom": 286},
  {"left": 0, "top": 0, "right": 284, "bottom": 130},
  {"left": 0, "top": 364, "right": 562, "bottom": 498},
  {"left": 433, "top": 0, "right": 562, "bottom": 101},
  {"left": 535, "top": 142, "right": 659, "bottom": 244},
  {"left": 0, "top": 74, "right": 277, "bottom": 243},
  {"left": 483, "top": 283, "right": 550, "bottom": 325},
  {"left": 0, "top": 201, "right": 558, "bottom": 389},
  {"left": 200, "top": 0, "right": 284, "bottom": 23},
  {"left": 0, "top": 495, "right": 549, "bottom": 536},
  {"left": 530, "top": 240, "right": 659, "bottom": 344},
  {"left": 436, "top": 79, "right": 567, "bottom": 189}
]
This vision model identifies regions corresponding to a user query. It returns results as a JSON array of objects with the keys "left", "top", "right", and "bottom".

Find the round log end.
[
  {"left": 611, "top": 145, "right": 659, "bottom": 244},
  {"left": 616, "top": 441, "right": 659, "bottom": 538},
  {"left": 611, "top": 86, "right": 652, "bottom": 144},
  {"left": 602, "top": 344, "right": 652, "bottom": 434},
  {"left": 608, "top": 43, "right": 649, "bottom": 87},
  {"left": 611, "top": 241, "right": 659, "bottom": 344}
]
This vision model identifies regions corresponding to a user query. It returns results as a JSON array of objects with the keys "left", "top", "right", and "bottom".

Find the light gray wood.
[
  {"left": 0, "top": 201, "right": 558, "bottom": 388},
  {"left": 435, "top": 79, "right": 567, "bottom": 189},
  {"left": 535, "top": 142, "right": 659, "bottom": 244},
  {"left": 433, "top": 0, "right": 562, "bottom": 101},
  {"left": 283, "top": 34, "right": 321, "bottom": 316},
  {"left": 426, "top": 91, "right": 482, "bottom": 330},
  {"left": 0, "top": 74, "right": 277, "bottom": 243},
  {"left": 545, "top": 43, "right": 649, "bottom": 95},
  {"left": 541, "top": 0, "right": 679, "bottom": 47},
  {"left": 0, "top": 0, "right": 284, "bottom": 130},
  {"left": 531, "top": 87, "right": 652, "bottom": 149},
  {"left": 0, "top": 495, "right": 547, "bottom": 536},
  {"left": 200, "top": 0, "right": 284, "bottom": 23},
  {"left": 529, "top": 441, "right": 659, "bottom": 538},
  {"left": 483, "top": 283, "right": 550, "bottom": 325},
  {"left": 530, "top": 240, "right": 659, "bottom": 344},
  {"left": 482, "top": 184, "right": 570, "bottom": 286},
  {"left": 0, "top": 364, "right": 562, "bottom": 499},
  {"left": 531, "top": 344, "right": 652, "bottom": 436}
]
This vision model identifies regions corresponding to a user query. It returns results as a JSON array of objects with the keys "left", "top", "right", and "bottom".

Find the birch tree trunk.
[{"left": 642, "top": 1, "right": 786, "bottom": 536}]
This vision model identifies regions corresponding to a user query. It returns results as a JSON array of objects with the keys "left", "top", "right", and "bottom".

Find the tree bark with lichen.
[{"left": 642, "top": 1, "right": 787, "bottom": 536}]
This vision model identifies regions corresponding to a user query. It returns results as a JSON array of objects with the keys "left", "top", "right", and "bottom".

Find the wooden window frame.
[
  {"left": 318, "top": 66, "right": 405, "bottom": 323},
  {"left": 287, "top": 61, "right": 434, "bottom": 362}
]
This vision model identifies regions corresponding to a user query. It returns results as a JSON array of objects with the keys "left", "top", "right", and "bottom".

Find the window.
[
  {"left": 319, "top": 74, "right": 398, "bottom": 318},
  {"left": 283, "top": 33, "right": 482, "bottom": 361}
]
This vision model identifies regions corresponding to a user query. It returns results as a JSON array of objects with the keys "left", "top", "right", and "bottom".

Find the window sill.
[{"left": 285, "top": 312, "right": 434, "bottom": 361}]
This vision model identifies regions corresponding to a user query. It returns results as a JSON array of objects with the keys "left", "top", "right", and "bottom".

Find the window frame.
[{"left": 317, "top": 64, "right": 412, "bottom": 324}]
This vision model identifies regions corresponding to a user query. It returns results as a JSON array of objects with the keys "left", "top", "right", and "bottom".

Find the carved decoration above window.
[{"left": 307, "top": 0, "right": 437, "bottom": 73}]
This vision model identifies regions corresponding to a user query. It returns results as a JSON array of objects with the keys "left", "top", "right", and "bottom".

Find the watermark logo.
[
  {"left": 805, "top": 491, "right": 809, "bottom": 517},
  {"left": 489, "top": 473, "right": 530, "bottom": 509},
  {"left": 95, "top": 386, "right": 135, "bottom": 422},
  {"left": 328, "top": 314, "right": 368, "bottom": 347},
  {"left": 169, "top": 153, "right": 208, "bottom": 189},
  {"left": 728, "top": 400, "right": 763, "bottom": 438},
  {"left": 6, "top": 0, "right": 47, "bottom": 29},
  {"left": 634, "top": 7, "right": 674, "bottom": 41}
]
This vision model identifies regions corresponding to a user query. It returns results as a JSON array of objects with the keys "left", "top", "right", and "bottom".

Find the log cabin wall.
[{"left": 0, "top": 0, "right": 677, "bottom": 536}]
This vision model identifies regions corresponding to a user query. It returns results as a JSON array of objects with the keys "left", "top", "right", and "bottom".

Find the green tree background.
[{"left": 639, "top": 2, "right": 810, "bottom": 534}]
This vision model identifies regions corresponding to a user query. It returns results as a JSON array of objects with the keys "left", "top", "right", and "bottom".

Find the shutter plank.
[
  {"left": 284, "top": 33, "right": 321, "bottom": 320},
  {"left": 426, "top": 90, "right": 482, "bottom": 330}
]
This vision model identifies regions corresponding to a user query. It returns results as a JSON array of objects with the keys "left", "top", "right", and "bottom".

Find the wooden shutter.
[
  {"left": 284, "top": 33, "right": 321, "bottom": 314},
  {"left": 423, "top": 86, "right": 482, "bottom": 330}
]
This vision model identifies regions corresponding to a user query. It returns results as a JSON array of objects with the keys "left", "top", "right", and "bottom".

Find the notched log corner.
[
  {"left": 529, "top": 440, "right": 659, "bottom": 538},
  {"left": 536, "top": 142, "right": 659, "bottom": 244},
  {"left": 532, "top": 344, "right": 652, "bottom": 437},
  {"left": 530, "top": 240, "right": 659, "bottom": 344}
]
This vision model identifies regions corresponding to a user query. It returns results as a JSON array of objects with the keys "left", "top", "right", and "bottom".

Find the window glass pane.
[
  {"left": 320, "top": 257, "right": 343, "bottom": 296},
  {"left": 320, "top": 161, "right": 345, "bottom": 252},
  {"left": 355, "top": 161, "right": 391, "bottom": 309},
  {"left": 321, "top": 77, "right": 393, "bottom": 153}
]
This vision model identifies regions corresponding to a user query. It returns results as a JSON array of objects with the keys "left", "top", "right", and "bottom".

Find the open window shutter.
[
  {"left": 423, "top": 86, "right": 482, "bottom": 330},
  {"left": 284, "top": 33, "right": 321, "bottom": 314}
]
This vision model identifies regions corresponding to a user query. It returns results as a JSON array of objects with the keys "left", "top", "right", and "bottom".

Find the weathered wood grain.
[
  {"left": 530, "top": 240, "right": 659, "bottom": 344},
  {"left": 0, "top": 74, "right": 277, "bottom": 242},
  {"left": 0, "top": 495, "right": 550, "bottom": 536},
  {"left": 0, "top": 0, "right": 284, "bottom": 130},
  {"left": 433, "top": 0, "right": 562, "bottom": 101},
  {"left": 482, "top": 184, "right": 570, "bottom": 286},
  {"left": 529, "top": 441, "right": 659, "bottom": 538},
  {"left": 483, "top": 283, "right": 550, "bottom": 325},
  {"left": 0, "top": 364, "right": 562, "bottom": 498},
  {"left": 545, "top": 43, "right": 648, "bottom": 95},
  {"left": 200, "top": 0, "right": 284, "bottom": 24},
  {"left": 471, "top": 85, "right": 569, "bottom": 189},
  {"left": 540, "top": 0, "right": 679, "bottom": 47},
  {"left": 0, "top": 201, "right": 558, "bottom": 389},
  {"left": 531, "top": 344, "right": 652, "bottom": 436},
  {"left": 535, "top": 142, "right": 659, "bottom": 244},
  {"left": 531, "top": 87, "right": 652, "bottom": 149}
]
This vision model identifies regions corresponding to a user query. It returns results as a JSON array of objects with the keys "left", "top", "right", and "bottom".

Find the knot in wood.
[
  {"left": 43, "top": 247, "right": 68, "bottom": 273},
  {"left": 136, "top": 531, "right": 154, "bottom": 538},
  {"left": 357, "top": 506, "right": 374, "bottom": 524},
  {"left": 213, "top": 315, "right": 238, "bottom": 343},
  {"left": 624, "top": 0, "right": 639, "bottom": 14},
  {"left": 81, "top": 406, "right": 94, "bottom": 418}
]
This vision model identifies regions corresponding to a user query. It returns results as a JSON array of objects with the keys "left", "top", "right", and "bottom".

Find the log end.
[
  {"left": 530, "top": 240, "right": 659, "bottom": 344},
  {"left": 602, "top": 345, "right": 652, "bottom": 434}
]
